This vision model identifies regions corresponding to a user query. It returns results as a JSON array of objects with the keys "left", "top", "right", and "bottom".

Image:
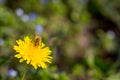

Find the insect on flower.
[
  {"left": 33, "top": 35, "right": 42, "bottom": 47},
  {"left": 13, "top": 35, "right": 52, "bottom": 69}
]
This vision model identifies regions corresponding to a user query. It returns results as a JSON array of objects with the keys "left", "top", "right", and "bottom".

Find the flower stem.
[{"left": 21, "top": 65, "right": 28, "bottom": 80}]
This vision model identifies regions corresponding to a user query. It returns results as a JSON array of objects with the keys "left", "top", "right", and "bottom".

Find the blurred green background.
[{"left": 0, "top": 0, "right": 120, "bottom": 80}]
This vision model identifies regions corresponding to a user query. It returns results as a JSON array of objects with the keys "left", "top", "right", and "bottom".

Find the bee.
[{"left": 33, "top": 35, "right": 41, "bottom": 46}]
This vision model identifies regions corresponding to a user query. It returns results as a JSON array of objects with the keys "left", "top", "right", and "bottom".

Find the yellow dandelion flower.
[{"left": 13, "top": 36, "right": 52, "bottom": 69}]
